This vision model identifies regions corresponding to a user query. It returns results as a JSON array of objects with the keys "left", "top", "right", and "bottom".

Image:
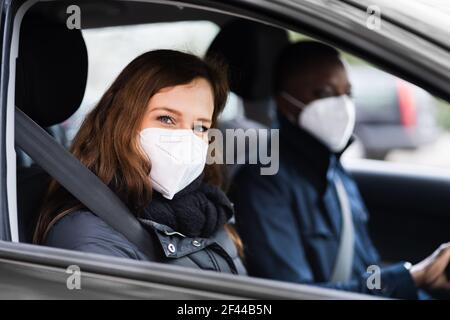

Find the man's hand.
[{"left": 410, "top": 242, "right": 450, "bottom": 290}]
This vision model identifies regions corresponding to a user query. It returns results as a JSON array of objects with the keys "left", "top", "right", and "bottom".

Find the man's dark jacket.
[{"left": 230, "top": 114, "right": 417, "bottom": 298}]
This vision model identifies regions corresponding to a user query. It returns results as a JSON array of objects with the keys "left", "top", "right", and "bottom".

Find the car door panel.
[
  {"left": 0, "top": 241, "right": 377, "bottom": 299},
  {"left": 346, "top": 160, "right": 450, "bottom": 263}
]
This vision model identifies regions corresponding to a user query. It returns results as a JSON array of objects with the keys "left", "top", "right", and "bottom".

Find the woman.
[{"left": 33, "top": 49, "right": 246, "bottom": 275}]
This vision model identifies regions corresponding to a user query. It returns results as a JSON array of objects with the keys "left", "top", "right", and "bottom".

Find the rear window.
[{"left": 348, "top": 67, "right": 400, "bottom": 124}]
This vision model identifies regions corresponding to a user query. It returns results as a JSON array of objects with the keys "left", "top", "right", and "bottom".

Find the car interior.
[
  {"left": 16, "top": 7, "right": 88, "bottom": 242},
  {"left": 11, "top": 0, "right": 450, "bottom": 286}
]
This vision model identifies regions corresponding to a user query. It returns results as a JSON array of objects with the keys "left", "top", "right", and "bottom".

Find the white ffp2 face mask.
[
  {"left": 281, "top": 92, "right": 356, "bottom": 152},
  {"left": 140, "top": 128, "right": 209, "bottom": 200}
]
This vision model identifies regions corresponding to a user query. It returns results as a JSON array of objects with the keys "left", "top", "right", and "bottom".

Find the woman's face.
[{"left": 141, "top": 78, "right": 214, "bottom": 141}]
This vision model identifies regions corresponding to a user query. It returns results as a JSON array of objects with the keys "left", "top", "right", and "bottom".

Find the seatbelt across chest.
[{"left": 330, "top": 174, "right": 355, "bottom": 283}]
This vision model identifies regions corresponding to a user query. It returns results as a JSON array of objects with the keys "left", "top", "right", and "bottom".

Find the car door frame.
[
  {"left": 0, "top": 240, "right": 379, "bottom": 299},
  {"left": 0, "top": 0, "right": 449, "bottom": 299},
  {"left": 0, "top": 0, "right": 13, "bottom": 242}
]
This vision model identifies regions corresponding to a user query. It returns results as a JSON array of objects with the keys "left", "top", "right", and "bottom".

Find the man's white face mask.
[
  {"left": 140, "top": 128, "right": 209, "bottom": 200},
  {"left": 281, "top": 92, "right": 356, "bottom": 152}
]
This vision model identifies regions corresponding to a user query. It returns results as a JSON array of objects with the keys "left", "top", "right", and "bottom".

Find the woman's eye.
[
  {"left": 157, "top": 115, "right": 175, "bottom": 125},
  {"left": 193, "top": 124, "right": 209, "bottom": 133}
]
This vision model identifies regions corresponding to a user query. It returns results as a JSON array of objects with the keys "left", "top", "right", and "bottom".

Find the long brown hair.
[{"left": 33, "top": 49, "right": 243, "bottom": 255}]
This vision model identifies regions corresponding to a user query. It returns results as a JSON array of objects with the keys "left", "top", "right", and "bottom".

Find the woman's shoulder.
[
  {"left": 44, "top": 210, "right": 148, "bottom": 260},
  {"left": 213, "top": 227, "right": 247, "bottom": 275}
]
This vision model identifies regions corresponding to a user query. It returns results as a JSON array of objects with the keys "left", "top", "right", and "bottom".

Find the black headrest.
[
  {"left": 15, "top": 10, "right": 88, "bottom": 127},
  {"left": 206, "top": 19, "right": 288, "bottom": 100}
]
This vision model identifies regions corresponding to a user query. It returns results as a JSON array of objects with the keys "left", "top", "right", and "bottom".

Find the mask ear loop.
[
  {"left": 280, "top": 91, "right": 307, "bottom": 110},
  {"left": 280, "top": 91, "right": 308, "bottom": 124}
]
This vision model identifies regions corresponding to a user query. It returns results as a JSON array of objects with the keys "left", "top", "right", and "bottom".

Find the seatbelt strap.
[
  {"left": 15, "top": 107, "right": 160, "bottom": 261},
  {"left": 330, "top": 174, "right": 355, "bottom": 283}
]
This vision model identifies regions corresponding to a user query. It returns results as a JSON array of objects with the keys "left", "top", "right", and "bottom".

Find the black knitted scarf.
[{"left": 141, "top": 175, "right": 233, "bottom": 238}]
